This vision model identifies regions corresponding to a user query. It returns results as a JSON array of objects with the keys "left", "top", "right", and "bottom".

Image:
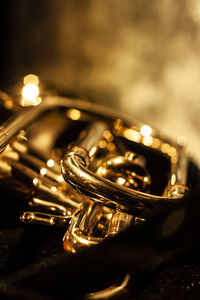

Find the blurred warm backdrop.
[{"left": 1, "top": 0, "right": 200, "bottom": 163}]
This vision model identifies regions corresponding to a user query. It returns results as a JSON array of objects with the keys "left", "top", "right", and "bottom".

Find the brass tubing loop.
[
  {"left": 0, "top": 96, "right": 188, "bottom": 216},
  {"left": 0, "top": 77, "right": 191, "bottom": 298}
]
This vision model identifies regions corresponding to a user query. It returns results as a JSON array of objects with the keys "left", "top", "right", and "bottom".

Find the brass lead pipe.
[{"left": 0, "top": 96, "right": 132, "bottom": 153}]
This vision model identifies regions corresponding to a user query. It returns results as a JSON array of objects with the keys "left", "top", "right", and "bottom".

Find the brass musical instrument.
[{"left": 0, "top": 75, "right": 189, "bottom": 298}]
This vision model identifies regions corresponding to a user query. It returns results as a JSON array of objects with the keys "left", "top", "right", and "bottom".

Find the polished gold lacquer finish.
[{"left": 0, "top": 76, "right": 189, "bottom": 298}]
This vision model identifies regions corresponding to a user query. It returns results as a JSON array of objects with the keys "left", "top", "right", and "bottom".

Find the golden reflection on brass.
[
  {"left": 123, "top": 128, "right": 141, "bottom": 143},
  {"left": 98, "top": 139, "right": 107, "bottom": 149},
  {"left": 96, "top": 155, "right": 151, "bottom": 192},
  {"left": 112, "top": 119, "right": 188, "bottom": 202},
  {"left": 103, "top": 130, "right": 114, "bottom": 142},
  {"left": 66, "top": 108, "right": 81, "bottom": 120},
  {"left": 88, "top": 274, "right": 131, "bottom": 299},
  {"left": 21, "top": 211, "right": 70, "bottom": 226},
  {"left": 142, "top": 136, "right": 153, "bottom": 146},
  {"left": 151, "top": 137, "right": 161, "bottom": 149}
]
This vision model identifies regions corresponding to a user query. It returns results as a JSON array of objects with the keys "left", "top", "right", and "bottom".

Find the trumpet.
[{"left": 0, "top": 76, "right": 190, "bottom": 298}]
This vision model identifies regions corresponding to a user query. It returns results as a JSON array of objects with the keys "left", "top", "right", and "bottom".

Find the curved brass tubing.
[
  {"left": 0, "top": 87, "right": 190, "bottom": 299},
  {"left": 60, "top": 117, "right": 189, "bottom": 218},
  {"left": 0, "top": 95, "right": 189, "bottom": 218},
  {"left": 61, "top": 150, "right": 188, "bottom": 218}
]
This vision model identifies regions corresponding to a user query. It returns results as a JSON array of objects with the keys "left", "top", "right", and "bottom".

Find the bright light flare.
[
  {"left": 40, "top": 168, "right": 47, "bottom": 175},
  {"left": 51, "top": 186, "right": 57, "bottom": 192},
  {"left": 22, "top": 84, "right": 39, "bottom": 101},
  {"left": 21, "top": 74, "right": 41, "bottom": 107},
  {"left": 140, "top": 125, "right": 152, "bottom": 137},
  {"left": 47, "top": 159, "right": 55, "bottom": 168},
  {"left": 33, "top": 178, "right": 39, "bottom": 186},
  {"left": 67, "top": 109, "right": 81, "bottom": 120},
  {"left": 117, "top": 177, "right": 126, "bottom": 185},
  {"left": 23, "top": 74, "right": 39, "bottom": 86}
]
